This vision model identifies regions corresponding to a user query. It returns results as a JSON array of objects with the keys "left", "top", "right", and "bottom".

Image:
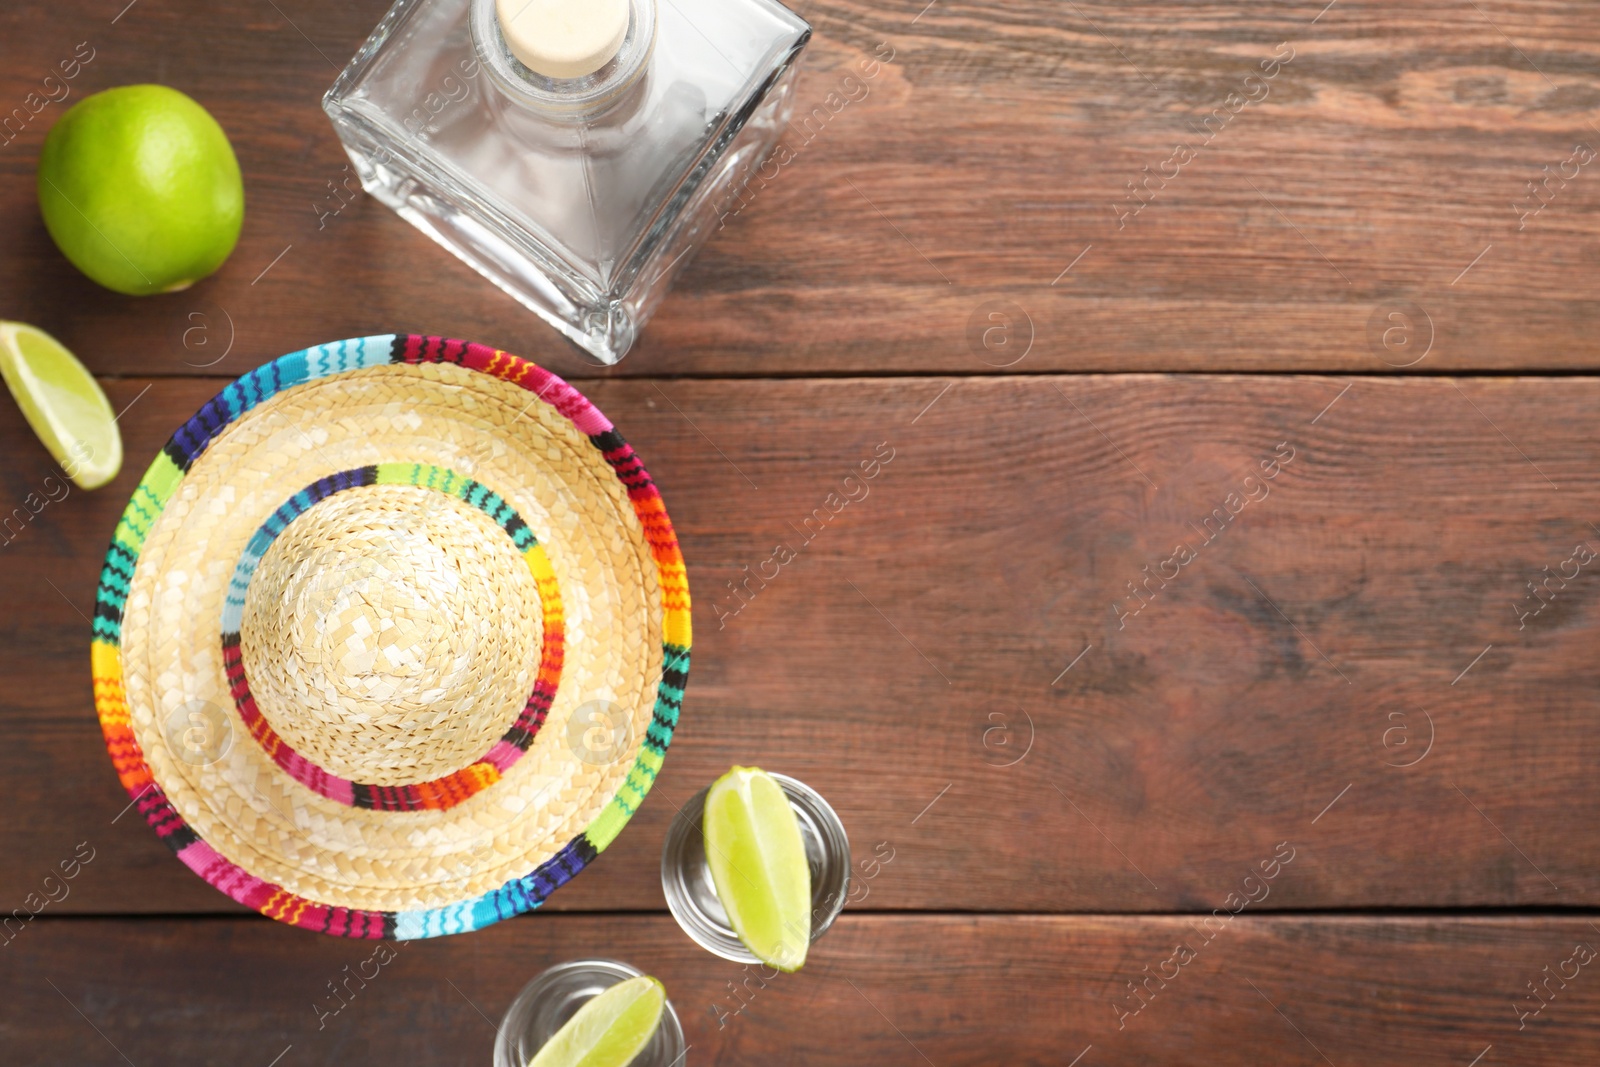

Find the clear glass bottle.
[
  {"left": 324, "top": 0, "right": 810, "bottom": 364},
  {"left": 660, "top": 772, "right": 850, "bottom": 963}
]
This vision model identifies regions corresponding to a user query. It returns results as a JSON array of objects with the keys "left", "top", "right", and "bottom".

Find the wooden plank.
[
  {"left": 2, "top": 2, "right": 1599, "bottom": 378},
  {"left": 5, "top": 914, "right": 1599, "bottom": 1064},
  {"left": 4, "top": 374, "right": 1600, "bottom": 913}
]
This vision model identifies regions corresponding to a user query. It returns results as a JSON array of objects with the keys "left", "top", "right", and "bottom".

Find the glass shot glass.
[
  {"left": 493, "top": 959, "right": 687, "bottom": 1067},
  {"left": 659, "top": 772, "right": 851, "bottom": 963}
]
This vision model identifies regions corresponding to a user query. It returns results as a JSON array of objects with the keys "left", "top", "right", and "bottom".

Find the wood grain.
[
  {"left": 6, "top": 914, "right": 1600, "bottom": 1065},
  {"left": 3, "top": 0, "right": 1598, "bottom": 1059},
  {"left": 2, "top": 1, "right": 1599, "bottom": 378},
  {"left": 5, "top": 374, "right": 1600, "bottom": 913}
]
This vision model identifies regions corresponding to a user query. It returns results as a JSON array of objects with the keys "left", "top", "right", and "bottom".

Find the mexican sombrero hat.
[{"left": 91, "top": 334, "right": 689, "bottom": 938}]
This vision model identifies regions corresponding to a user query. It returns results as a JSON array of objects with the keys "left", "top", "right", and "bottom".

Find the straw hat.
[{"left": 91, "top": 334, "right": 690, "bottom": 938}]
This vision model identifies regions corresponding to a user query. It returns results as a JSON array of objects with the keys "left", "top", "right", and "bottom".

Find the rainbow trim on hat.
[
  {"left": 91, "top": 335, "right": 691, "bottom": 939},
  {"left": 220, "top": 463, "right": 566, "bottom": 813}
]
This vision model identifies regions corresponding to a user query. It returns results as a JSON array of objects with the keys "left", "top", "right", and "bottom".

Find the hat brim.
[{"left": 92, "top": 335, "right": 690, "bottom": 938}]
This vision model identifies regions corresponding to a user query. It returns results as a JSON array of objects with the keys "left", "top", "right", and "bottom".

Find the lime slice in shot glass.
[
  {"left": 0, "top": 321, "right": 121, "bottom": 489},
  {"left": 527, "top": 974, "right": 665, "bottom": 1067},
  {"left": 703, "top": 765, "right": 812, "bottom": 972}
]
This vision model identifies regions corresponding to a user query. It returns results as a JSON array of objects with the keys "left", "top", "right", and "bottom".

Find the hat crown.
[{"left": 239, "top": 485, "right": 542, "bottom": 786}]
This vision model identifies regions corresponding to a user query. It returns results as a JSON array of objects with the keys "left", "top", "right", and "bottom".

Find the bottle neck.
[{"left": 470, "top": 0, "right": 656, "bottom": 122}]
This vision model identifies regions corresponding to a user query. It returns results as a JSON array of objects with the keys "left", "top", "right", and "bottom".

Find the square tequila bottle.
[{"left": 324, "top": 0, "right": 810, "bottom": 364}]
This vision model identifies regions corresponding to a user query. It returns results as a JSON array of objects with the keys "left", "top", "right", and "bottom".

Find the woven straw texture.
[
  {"left": 91, "top": 336, "right": 691, "bottom": 939},
  {"left": 240, "top": 483, "right": 546, "bottom": 786}
]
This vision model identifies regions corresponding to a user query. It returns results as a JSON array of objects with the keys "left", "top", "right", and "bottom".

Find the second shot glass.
[{"left": 660, "top": 772, "right": 850, "bottom": 963}]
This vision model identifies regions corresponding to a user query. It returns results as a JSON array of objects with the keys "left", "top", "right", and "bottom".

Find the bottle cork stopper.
[{"left": 495, "top": 0, "right": 630, "bottom": 80}]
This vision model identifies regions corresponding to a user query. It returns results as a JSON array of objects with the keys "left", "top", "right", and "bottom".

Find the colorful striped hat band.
[{"left": 92, "top": 336, "right": 690, "bottom": 938}]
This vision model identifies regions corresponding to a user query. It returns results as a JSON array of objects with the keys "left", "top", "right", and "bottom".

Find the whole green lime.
[{"left": 37, "top": 85, "right": 244, "bottom": 296}]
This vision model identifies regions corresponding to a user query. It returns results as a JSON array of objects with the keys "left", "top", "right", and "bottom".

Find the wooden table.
[{"left": 4, "top": 0, "right": 1600, "bottom": 1062}]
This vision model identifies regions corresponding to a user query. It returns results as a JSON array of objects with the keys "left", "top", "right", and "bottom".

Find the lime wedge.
[
  {"left": 0, "top": 321, "right": 121, "bottom": 489},
  {"left": 528, "top": 975, "right": 665, "bottom": 1067},
  {"left": 704, "top": 766, "right": 812, "bottom": 972}
]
